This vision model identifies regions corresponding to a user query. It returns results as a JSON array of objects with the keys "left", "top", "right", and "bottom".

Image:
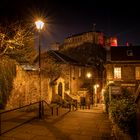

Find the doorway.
[{"left": 58, "top": 82, "right": 63, "bottom": 97}]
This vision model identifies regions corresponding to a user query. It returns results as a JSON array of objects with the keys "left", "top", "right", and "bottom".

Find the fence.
[
  {"left": 0, "top": 100, "right": 76, "bottom": 135},
  {"left": 0, "top": 101, "right": 39, "bottom": 135}
]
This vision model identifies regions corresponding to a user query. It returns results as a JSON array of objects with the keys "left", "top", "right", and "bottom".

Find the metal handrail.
[
  {"left": 43, "top": 100, "right": 59, "bottom": 116},
  {"left": 0, "top": 101, "right": 39, "bottom": 115},
  {"left": 43, "top": 100, "right": 50, "bottom": 107},
  {"left": 0, "top": 101, "right": 40, "bottom": 135},
  {"left": 0, "top": 99, "right": 77, "bottom": 136}
]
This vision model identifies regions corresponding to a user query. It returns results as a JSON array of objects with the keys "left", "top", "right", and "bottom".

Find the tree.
[
  {"left": 61, "top": 43, "right": 106, "bottom": 82},
  {"left": 0, "top": 21, "right": 37, "bottom": 108},
  {"left": 40, "top": 52, "right": 68, "bottom": 82},
  {"left": 0, "top": 56, "right": 16, "bottom": 108},
  {"left": 0, "top": 22, "right": 37, "bottom": 63},
  {"left": 61, "top": 43, "right": 106, "bottom": 65},
  {"left": 109, "top": 88, "right": 136, "bottom": 136}
]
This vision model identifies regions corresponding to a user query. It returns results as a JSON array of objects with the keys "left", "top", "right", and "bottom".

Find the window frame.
[
  {"left": 135, "top": 67, "right": 140, "bottom": 80},
  {"left": 114, "top": 67, "right": 122, "bottom": 80}
]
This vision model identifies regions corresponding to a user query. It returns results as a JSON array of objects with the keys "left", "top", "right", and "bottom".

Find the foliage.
[
  {"left": 0, "top": 22, "right": 37, "bottom": 63},
  {"left": 109, "top": 88, "right": 136, "bottom": 135},
  {"left": 61, "top": 42, "right": 106, "bottom": 66},
  {"left": 104, "top": 83, "right": 117, "bottom": 113},
  {"left": 0, "top": 56, "right": 16, "bottom": 108},
  {"left": 40, "top": 52, "right": 69, "bottom": 81},
  {"left": 61, "top": 43, "right": 105, "bottom": 81},
  {"left": 7, "top": 38, "right": 37, "bottom": 64}
]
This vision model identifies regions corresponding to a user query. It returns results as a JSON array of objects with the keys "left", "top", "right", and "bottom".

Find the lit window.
[
  {"left": 136, "top": 67, "right": 140, "bottom": 80},
  {"left": 114, "top": 67, "right": 121, "bottom": 79}
]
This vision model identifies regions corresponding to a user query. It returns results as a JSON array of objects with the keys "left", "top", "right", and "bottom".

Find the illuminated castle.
[{"left": 60, "top": 31, "right": 117, "bottom": 50}]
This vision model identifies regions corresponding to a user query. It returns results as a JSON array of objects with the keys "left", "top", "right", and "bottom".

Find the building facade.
[
  {"left": 105, "top": 46, "right": 140, "bottom": 95},
  {"left": 61, "top": 31, "right": 106, "bottom": 50},
  {"left": 44, "top": 51, "right": 98, "bottom": 104}
]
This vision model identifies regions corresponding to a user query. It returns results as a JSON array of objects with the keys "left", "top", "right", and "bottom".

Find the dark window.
[{"left": 127, "top": 50, "right": 133, "bottom": 56}]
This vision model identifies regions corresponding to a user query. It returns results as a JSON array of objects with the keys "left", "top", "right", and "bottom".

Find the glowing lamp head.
[
  {"left": 96, "top": 84, "right": 99, "bottom": 88},
  {"left": 35, "top": 20, "right": 44, "bottom": 30},
  {"left": 87, "top": 72, "right": 92, "bottom": 78}
]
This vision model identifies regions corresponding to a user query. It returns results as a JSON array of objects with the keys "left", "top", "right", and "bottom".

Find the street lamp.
[
  {"left": 94, "top": 84, "right": 99, "bottom": 107},
  {"left": 86, "top": 72, "right": 92, "bottom": 79},
  {"left": 86, "top": 72, "right": 93, "bottom": 107},
  {"left": 35, "top": 20, "right": 44, "bottom": 119}
]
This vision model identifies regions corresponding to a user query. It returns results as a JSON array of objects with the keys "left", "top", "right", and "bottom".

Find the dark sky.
[{"left": 0, "top": 0, "right": 140, "bottom": 48}]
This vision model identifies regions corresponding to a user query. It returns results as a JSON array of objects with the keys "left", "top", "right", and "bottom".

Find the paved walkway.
[{"left": 0, "top": 104, "right": 113, "bottom": 140}]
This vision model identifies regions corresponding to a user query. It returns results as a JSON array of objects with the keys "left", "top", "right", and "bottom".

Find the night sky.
[{"left": 0, "top": 0, "right": 140, "bottom": 48}]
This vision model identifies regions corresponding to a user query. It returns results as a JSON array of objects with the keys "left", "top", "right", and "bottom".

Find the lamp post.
[
  {"left": 35, "top": 20, "right": 44, "bottom": 119},
  {"left": 94, "top": 84, "right": 99, "bottom": 107},
  {"left": 86, "top": 72, "right": 93, "bottom": 107}
]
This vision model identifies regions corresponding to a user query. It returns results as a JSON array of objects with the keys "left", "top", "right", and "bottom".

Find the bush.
[
  {"left": 109, "top": 88, "right": 136, "bottom": 135},
  {"left": 0, "top": 56, "right": 16, "bottom": 108}
]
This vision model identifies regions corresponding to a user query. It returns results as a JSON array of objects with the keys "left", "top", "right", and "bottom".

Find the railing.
[
  {"left": 0, "top": 99, "right": 77, "bottom": 135},
  {"left": 43, "top": 100, "right": 71, "bottom": 117},
  {"left": 69, "top": 100, "right": 78, "bottom": 111},
  {"left": 0, "top": 101, "right": 40, "bottom": 135},
  {"left": 43, "top": 100, "right": 59, "bottom": 116}
]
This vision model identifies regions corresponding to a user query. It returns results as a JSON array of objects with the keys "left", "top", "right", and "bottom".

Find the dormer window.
[{"left": 127, "top": 50, "right": 133, "bottom": 56}]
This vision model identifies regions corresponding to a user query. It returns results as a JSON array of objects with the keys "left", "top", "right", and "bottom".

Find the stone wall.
[
  {"left": 6, "top": 65, "right": 51, "bottom": 109},
  {"left": 5, "top": 64, "right": 99, "bottom": 109}
]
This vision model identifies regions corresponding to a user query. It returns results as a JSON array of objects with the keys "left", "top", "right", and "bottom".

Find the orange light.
[
  {"left": 110, "top": 37, "right": 118, "bottom": 47},
  {"left": 86, "top": 72, "right": 92, "bottom": 78}
]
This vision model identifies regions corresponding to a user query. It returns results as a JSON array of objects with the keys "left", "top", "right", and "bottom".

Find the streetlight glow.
[
  {"left": 94, "top": 84, "right": 99, "bottom": 89},
  {"left": 35, "top": 20, "right": 44, "bottom": 30},
  {"left": 86, "top": 72, "right": 92, "bottom": 78}
]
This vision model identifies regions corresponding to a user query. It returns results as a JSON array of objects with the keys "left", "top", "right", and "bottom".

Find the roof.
[
  {"left": 110, "top": 46, "right": 140, "bottom": 62},
  {"left": 44, "top": 50, "right": 80, "bottom": 65},
  {"left": 65, "top": 30, "right": 104, "bottom": 39}
]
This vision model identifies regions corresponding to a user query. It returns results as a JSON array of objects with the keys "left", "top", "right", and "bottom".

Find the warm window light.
[
  {"left": 87, "top": 72, "right": 92, "bottom": 78},
  {"left": 35, "top": 20, "right": 44, "bottom": 30},
  {"left": 136, "top": 67, "right": 140, "bottom": 80},
  {"left": 114, "top": 67, "right": 121, "bottom": 79}
]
